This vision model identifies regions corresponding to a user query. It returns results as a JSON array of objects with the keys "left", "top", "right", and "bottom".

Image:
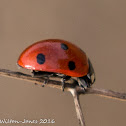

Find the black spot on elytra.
[
  {"left": 68, "top": 61, "right": 76, "bottom": 70},
  {"left": 37, "top": 53, "right": 45, "bottom": 64},
  {"left": 61, "top": 43, "right": 68, "bottom": 50}
]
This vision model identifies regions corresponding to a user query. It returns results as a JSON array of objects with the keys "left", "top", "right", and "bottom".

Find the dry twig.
[
  {"left": 70, "top": 88, "right": 86, "bottom": 126},
  {"left": 0, "top": 68, "right": 126, "bottom": 126}
]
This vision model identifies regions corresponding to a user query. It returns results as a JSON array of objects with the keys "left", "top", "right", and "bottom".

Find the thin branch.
[
  {"left": 0, "top": 69, "right": 126, "bottom": 101},
  {"left": 0, "top": 69, "right": 76, "bottom": 90},
  {"left": 0, "top": 68, "right": 126, "bottom": 126},
  {"left": 86, "top": 88, "right": 126, "bottom": 101},
  {"left": 70, "top": 89, "right": 86, "bottom": 126}
]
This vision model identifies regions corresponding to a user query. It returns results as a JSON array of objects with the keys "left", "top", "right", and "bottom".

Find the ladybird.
[{"left": 17, "top": 39, "right": 95, "bottom": 91}]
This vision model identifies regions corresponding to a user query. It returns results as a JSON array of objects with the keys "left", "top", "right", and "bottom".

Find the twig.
[
  {"left": 0, "top": 69, "right": 76, "bottom": 90},
  {"left": 70, "top": 89, "right": 86, "bottom": 126},
  {"left": 86, "top": 88, "right": 126, "bottom": 101},
  {"left": 0, "top": 68, "right": 126, "bottom": 100},
  {"left": 0, "top": 68, "right": 126, "bottom": 126}
]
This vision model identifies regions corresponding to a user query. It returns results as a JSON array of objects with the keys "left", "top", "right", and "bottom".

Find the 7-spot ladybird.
[{"left": 17, "top": 39, "right": 95, "bottom": 91}]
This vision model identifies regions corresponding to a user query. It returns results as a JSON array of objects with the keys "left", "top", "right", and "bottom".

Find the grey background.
[{"left": 0, "top": 0, "right": 126, "bottom": 126}]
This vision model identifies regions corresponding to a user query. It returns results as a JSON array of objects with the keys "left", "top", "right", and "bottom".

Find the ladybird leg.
[
  {"left": 41, "top": 76, "right": 49, "bottom": 87},
  {"left": 61, "top": 78, "right": 65, "bottom": 91},
  {"left": 31, "top": 71, "right": 54, "bottom": 87},
  {"left": 77, "top": 77, "right": 88, "bottom": 90},
  {"left": 41, "top": 73, "right": 55, "bottom": 87},
  {"left": 31, "top": 70, "right": 36, "bottom": 77},
  {"left": 32, "top": 71, "right": 38, "bottom": 85},
  {"left": 61, "top": 76, "right": 71, "bottom": 91},
  {"left": 32, "top": 70, "right": 43, "bottom": 86}
]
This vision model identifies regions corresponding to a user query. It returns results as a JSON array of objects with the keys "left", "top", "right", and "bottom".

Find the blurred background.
[{"left": 0, "top": 0, "right": 126, "bottom": 126}]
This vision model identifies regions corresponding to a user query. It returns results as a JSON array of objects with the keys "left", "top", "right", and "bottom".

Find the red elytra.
[{"left": 17, "top": 39, "right": 89, "bottom": 77}]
